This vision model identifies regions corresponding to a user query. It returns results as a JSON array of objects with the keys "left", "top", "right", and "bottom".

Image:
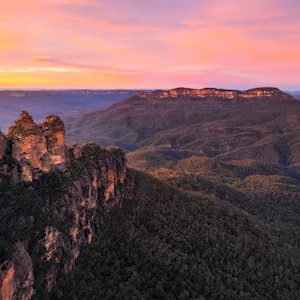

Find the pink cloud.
[{"left": 0, "top": 0, "right": 299, "bottom": 89}]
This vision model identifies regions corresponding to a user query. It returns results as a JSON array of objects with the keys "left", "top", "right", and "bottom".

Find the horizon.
[
  {"left": 0, "top": 86, "right": 299, "bottom": 92},
  {"left": 1, "top": 0, "right": 300, "bottom": 90}
]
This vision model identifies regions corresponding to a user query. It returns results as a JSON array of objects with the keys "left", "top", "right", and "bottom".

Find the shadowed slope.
[{"left": 54, "top": 170, "right": 300, "bottom": 299}]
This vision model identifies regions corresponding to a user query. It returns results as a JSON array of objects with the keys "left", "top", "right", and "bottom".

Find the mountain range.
[
  {"left": 66, "top": 87, "right": 300, "bottom": 169},
  {"left": 61, "top": 87, "right": 300, "bottom": 298},
  {"left": 1, "top": 87, "right": 300, "bottom": 299}
]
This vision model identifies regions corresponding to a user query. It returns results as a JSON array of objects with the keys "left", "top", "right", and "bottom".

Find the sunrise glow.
[{"left": 1, "top": 0, "right": 300, "bottom": 89}]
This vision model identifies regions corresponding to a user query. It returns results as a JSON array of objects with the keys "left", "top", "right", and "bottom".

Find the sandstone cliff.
[
  {"left": 0, "top": 112, "right": 133, "bottom": 299},
  {"left": 136, "top": 87, "right": 295, "bottom": 101}
]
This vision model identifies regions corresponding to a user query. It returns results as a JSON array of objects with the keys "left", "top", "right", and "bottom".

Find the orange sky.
[{"left": 0, "top": 0, "right": 299, "bottom": 89}]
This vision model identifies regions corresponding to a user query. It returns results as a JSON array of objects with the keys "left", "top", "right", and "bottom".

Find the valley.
[
  {"left": 1, "top": 87, "right": 300, "bottom": 299},
  {"left": 2, "top": 0, "right": 300, "bottom": 298}
]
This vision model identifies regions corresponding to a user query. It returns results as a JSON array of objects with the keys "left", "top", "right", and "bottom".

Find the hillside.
[
  {"left": 66, "top": 87, "right": 300, "bottom": 170},
  {"left": 141, "top": 156, "right": 300, "bottom": 229},
  {"left": 53, "top": 170, "right": 300, "bottom": 299},
  {"left": 65, "top": 87, "right": 300, "bottom": 282}
]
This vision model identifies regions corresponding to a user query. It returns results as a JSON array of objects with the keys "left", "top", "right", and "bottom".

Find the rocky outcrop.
[
  {"left": 42, "top": 115, "right": 68, "bottom": 170},
  {"left": 0, "top": 243, "right": 34, "bottom": 300},
  {"left": 0, "top": 113, "right": 133, "bottom": 299},
  {"left": 7, "top": 111, "right": 67, "bottom": 181},
  {"left": 0, "top": 131, "right": 7, "bottom": 160},
  {"left": 136, "top": 87, "right": 295, "bottom": 101}
]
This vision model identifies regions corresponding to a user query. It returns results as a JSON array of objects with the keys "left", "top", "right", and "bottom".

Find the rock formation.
[
  {"left": 0, "top": 243, "right": 34, "bottom": 300},
  {"left": 136, "top": 87, "right": 295, "bottom": 101},
  {"left": 0, "top": 131, "right": 7, "bottom": 160},
  {"left": 0, "top": 112, "right": 133, "bottom": 299},
  {"left": 7, "top": 111, "right": 68, "bottom": 181}
]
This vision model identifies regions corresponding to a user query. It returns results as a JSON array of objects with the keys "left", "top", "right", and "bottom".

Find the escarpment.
[
  {"left": 136, "top": 87, "right": 295, "bottom": 101},
  {"left": 0, "top": 112, "right": 133, "bottom": 299}
]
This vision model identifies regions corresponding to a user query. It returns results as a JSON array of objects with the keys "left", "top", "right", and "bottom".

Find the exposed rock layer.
[
  {"left": 136, "top": 87, "right": 295, "bottom": 101},
  {"left": 0, "top": 132, "right": 6, "bottom": 160}
]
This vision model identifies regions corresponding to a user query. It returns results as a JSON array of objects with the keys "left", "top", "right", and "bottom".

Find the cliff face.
[
  {"left": 0, "top": 132, "right": 7, "bottom": 160},
  {"left": 0, "top": 112, "right": 133, "bottom": 299},
  {"left": 0, "top": 243, "right": 34, "bottom": 300},
  {"left": 136, "top": 87, "right": 295, "bottom": 101}
]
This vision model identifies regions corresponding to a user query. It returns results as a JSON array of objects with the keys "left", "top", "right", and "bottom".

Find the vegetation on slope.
[
  {"left": 60, "top": 95, "right": 300, "bottom": 298},
  {"left": 53, "top": 170, "right": 300, "bottom": 299},
  {"left": 66, "top": 97, "right": 300, "bottom": 169}
]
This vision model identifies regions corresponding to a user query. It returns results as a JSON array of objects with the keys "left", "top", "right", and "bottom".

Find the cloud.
[
  {"left": 0, "top": 0, "right": 299, "bottom": 89},
  {"left": 12, "top": 67, "right": 78, "bottom": 73},
  {"left": 32, "top": 56, "right": 137, "bottom": 74}
]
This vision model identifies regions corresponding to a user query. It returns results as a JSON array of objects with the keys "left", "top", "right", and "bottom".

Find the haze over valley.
[{"left": 0, "top": 90, "right": 134, "bottom": 131}]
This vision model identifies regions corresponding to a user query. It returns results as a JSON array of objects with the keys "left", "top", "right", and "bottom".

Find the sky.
[{"left": 0, "top": 0, "right": 299, "bottom": 89}]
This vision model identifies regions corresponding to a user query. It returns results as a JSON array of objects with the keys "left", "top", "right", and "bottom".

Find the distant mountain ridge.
[
  {"left": 0, "top": 89, "right": 135, "bottom": 97},
  {"left": 0, "top": 90, "right": 135, "bottom": 131},
  {"left": 136, "top": 87, "right": 295, "bottom": 101},
  {"left": 66, "top": 87, "right": 300, "bottom": 161},
  {"left": 290, "top": 90, "right": 300, "bottom": 101}
]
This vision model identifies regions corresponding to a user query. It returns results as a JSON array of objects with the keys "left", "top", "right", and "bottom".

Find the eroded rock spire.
[{"left": 6, "top": 111, "right": 68, "bottom": 181}]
